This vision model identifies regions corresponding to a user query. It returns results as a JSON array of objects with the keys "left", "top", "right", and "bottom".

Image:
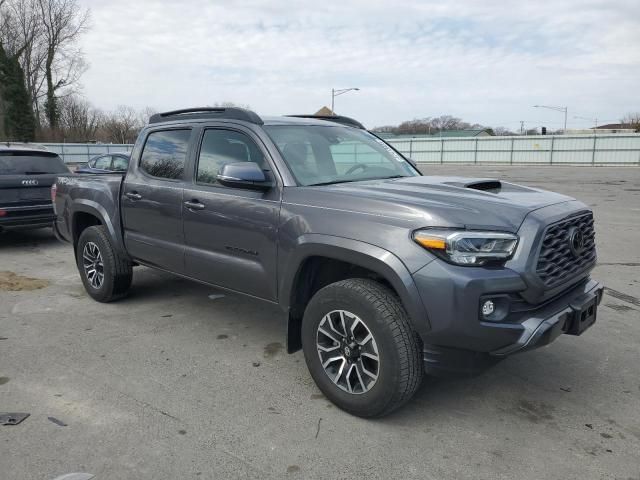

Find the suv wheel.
[
  {"left": 76, "top": 225, "right": 133, "bottom": 302},
  {"left": 302, "top": 278, "right": 423, "bottom": 417}
]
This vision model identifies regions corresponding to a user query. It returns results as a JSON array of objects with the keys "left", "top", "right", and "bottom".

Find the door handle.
[
  {"left": 125, "top": 192, "right": 142, "bottom": 200},
  {"left": 184, "top": 200, "right": 205, "bottom": 210}
]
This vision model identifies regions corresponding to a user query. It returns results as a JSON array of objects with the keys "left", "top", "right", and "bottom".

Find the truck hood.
[{"left": 291, "top": 176, "right": 576, "bottom": 232}]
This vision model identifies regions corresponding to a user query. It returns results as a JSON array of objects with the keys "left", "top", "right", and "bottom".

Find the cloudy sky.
[{"left": 77, "top": 0, "right": 639, "bottom": 130}]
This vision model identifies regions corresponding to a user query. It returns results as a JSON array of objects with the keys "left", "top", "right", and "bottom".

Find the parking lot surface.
[{"left": 1, "top": 166, "right": 639, "bottom": 480}]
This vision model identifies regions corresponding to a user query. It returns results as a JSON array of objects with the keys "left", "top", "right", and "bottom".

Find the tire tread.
[
  {"left": 77, "top": 225, "right": 132, "bottom": 302},
  {"left": 303, "top": 277, "right": 423, "bottom": 417}
]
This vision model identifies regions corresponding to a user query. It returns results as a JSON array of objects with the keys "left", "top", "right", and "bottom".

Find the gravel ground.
[{"left": 1, "top": 166, "right": 639, "bottom": 480}]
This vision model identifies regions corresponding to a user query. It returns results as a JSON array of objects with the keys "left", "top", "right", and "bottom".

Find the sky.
[{"left": 77, "top": 0, "right": 640, "bottom": 130}]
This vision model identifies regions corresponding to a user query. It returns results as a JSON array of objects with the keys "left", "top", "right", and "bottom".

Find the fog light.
[{"left": 481, "top": 300, "right": 495, "bottom": 317}]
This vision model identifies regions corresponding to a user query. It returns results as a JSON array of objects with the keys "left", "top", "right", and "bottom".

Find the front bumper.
[
  {"left": 412, "top": 258, "right": 603, "bottom": 376},
  {"left": 489, "top": 279, "right": 603, "bottom": 356}
]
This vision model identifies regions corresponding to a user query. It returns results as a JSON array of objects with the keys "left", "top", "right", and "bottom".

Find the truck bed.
[{"left": 54, "top": 172, "right": 125, "bottom": 248}]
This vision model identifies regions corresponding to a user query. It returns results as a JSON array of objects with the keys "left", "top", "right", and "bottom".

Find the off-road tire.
[
  {"left": 301, "top": 278, "right": 423, "bottom": 417},
  {"left": 76, "top": 225, "right": 132, "bottom": 302}
]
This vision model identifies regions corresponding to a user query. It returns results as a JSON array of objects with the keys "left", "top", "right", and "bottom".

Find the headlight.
[{"left": 413, "top": 229, "right": 518, "bottom": 266}]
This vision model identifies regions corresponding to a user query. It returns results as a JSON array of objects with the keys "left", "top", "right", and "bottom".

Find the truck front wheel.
[
  {"left": 76, "top": 225, "right": 132, "bottom": 302},
  {"left": 301, "top": 278, "right": 423, "bottom": 417}
]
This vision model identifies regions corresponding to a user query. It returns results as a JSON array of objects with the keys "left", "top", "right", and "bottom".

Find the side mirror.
[{"left": 217, "top": 162, "right": 272, "bottom": 191}]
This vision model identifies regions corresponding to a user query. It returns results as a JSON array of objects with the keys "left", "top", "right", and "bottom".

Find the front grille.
[{"left": 536, "top": 212, "right": 596, "bottom": 287}]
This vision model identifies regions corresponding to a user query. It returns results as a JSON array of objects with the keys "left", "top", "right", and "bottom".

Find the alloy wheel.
[
  {"left": 316, "top": 310, "right": 380, "bottom": 394},
  {"left": 82, "top": 241, "right": 104, "bottom": 289}
]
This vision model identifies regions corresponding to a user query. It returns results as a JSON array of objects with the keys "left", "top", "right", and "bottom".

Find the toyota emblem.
[{"left": 568, "top": 227, "right": 585, "bottom": 257}]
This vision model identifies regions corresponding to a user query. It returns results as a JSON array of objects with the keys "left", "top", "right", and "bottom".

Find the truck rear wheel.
[
  {"left": 76, "top": 225, "right": 132, "bottom": 302},
  {"left": 301, "top": 278, "right": 423, "bottom": 417}
]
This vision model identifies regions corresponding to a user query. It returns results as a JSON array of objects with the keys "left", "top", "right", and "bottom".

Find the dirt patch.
[
  {"left": 0, "top": 271, "right": 49, "bottom": 291},
  {"left": 510, "top": 399, "right": 555, "bottom": 424},
  {"left": 263, "top": 342, "right": 283, "bottom": 358}
]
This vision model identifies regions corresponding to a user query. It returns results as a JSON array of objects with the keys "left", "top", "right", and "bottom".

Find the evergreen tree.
[{"left": 0, "top": 43, "right": 36, "bottom": 142}]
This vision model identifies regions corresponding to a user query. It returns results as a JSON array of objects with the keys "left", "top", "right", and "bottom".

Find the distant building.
[
  {"left": 314, "top": 106, "right": 335, "bottom": 116},
  {"left": 565, "top": 123, "right": 637, "bottom": 135},
  {"left": 592, "top": 123, "right": 638, "bottom": 134}
]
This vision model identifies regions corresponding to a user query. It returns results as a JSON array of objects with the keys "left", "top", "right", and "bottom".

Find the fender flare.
[
  {"left": 280, "top": 234, "right": 431, "bottom": 345},
  {"left": 70, "top": 200, "right": 126, "bottom": 255}
]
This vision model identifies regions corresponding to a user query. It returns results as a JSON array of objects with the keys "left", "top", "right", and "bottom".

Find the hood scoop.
[{"left": 462, "top": 179, "right": 502, "bottom": 193}]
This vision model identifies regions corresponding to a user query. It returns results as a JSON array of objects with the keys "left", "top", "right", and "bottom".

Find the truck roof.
[
  {"left": 262, "top": 116, "right": 362, "bottom": 128},
  {"left": 148, "top": 107, "right": 364, "bottom": 129}
]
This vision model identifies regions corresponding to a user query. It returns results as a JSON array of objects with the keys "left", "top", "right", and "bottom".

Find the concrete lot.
[{"left": 1, "top": 166, "right": 639, "bottom": 480}]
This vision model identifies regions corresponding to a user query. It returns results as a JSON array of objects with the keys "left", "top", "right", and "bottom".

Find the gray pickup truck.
[{"left": 53, "top": 107, "right": 603, "bottom": 417}]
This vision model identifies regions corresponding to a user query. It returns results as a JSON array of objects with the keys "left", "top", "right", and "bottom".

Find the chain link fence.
[
  {"left": 385, "top": 134, "right": 640, "bottom": 165},
  {"left": 44, "top": 133, "right": 640, "bottom": 166}
]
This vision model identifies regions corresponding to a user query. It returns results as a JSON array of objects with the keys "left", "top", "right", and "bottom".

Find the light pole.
[
  {"left": 331, "top": 87, "right": 360, "bottom": 114},
  {"left": 533, "top": 105, "right": 568, "bottom": 133}
]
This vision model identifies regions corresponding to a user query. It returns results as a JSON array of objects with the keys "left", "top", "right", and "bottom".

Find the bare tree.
[
  {"left": 212, "top": 101, "right": 251, "bottom": 109},
  {"left": 138, "top": 106, "right": 158, "bottom": 126},
  {"left": 101, "top": 105, "right": 142, "bottom": 144},
  {"left": 621, "top": 112, "right": 640, "bottom": 131},
  {"left": 375, "top": 115, "right": 487, "bottom": 136},
  {"left": 1, "top": 0, "right": 89, "bottom": 128},
  {"left": 58, "top": 94, "right": 102, "bottom": 141},
  {"left": 37, "top": 0, "right": 90, "bottom": 128},
  {"left": 4, "top": 0, "right": 45, "bottom": 121},
  {"left": 493, "top": 126, "right": 517, "bottom": 136}
]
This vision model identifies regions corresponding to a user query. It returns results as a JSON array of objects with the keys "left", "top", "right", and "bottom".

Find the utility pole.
[
  {"left": 520, "top": 121, "right": 524, "bottom": 135},
  {"left": 533, "top": 105, "right": 568, "bottom": 133},
  {"left": 574, "top": 115, "right": 598, "bottom": 131}
]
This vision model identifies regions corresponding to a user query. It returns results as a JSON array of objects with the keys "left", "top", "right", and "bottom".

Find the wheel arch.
[
  {"left": 280, "top": 234, "right": 430, "bottom": 353},
  {"left": 70, "top": 200, "right": 122, "bottom": 253}
]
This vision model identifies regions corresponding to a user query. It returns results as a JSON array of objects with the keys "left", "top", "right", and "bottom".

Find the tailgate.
[{"left": 0, "top": 174, "right": 58, "bottom": 206}]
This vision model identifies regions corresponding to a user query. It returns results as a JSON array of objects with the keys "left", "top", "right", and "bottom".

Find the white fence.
[
  {"left": 385, "top": 134, "right": 640, "bottom": 165},
  {"left": 42, "top": 143, "right": 134, "bottom": 164},
  {"left": 45, "top": 133, "right": 640, "bottom": 166}
]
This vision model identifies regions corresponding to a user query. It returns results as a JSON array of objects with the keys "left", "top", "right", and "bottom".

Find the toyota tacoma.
[{"left": 52, "top": 108, "right": 603, "bottom": 417}]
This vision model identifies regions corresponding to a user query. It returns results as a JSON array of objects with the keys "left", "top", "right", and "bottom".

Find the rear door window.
[
  {"left": 140, "top": 129, "right": 191, "bottom": 180},
  {"left": 0, "top": 152, "right": 69, "bottom": 175}
]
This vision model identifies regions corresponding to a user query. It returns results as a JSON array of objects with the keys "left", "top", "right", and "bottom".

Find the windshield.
[
  {"left": 0, "top": 152, "right": 69, "bottom": 175},
  {"left": 264, "top": 125, "right": 419, "bottom": 186}
]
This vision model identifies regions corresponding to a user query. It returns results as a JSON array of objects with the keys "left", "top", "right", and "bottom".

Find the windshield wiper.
[
  {"left": 307, "top": 179, "right": 363, "bottom": 187},
  {"left": 308, "top": 175, "right": 406, "bottom": 187}
]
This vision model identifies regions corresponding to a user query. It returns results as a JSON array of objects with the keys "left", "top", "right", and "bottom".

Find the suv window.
[
  {"left": 140, "top": 129, "right": 191, "bottom": 180},
  {"left": 111, "top": 155, "right": 129, "bottom": 171},
  {"left": 93, "top": 155, "right": 111, "bottom": 169},
  {"left": 0, "top": 151, "right": 69, "bottom": 175},
  {"left": 196, "top": 129, "right": 266, "bottom": 185}
]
